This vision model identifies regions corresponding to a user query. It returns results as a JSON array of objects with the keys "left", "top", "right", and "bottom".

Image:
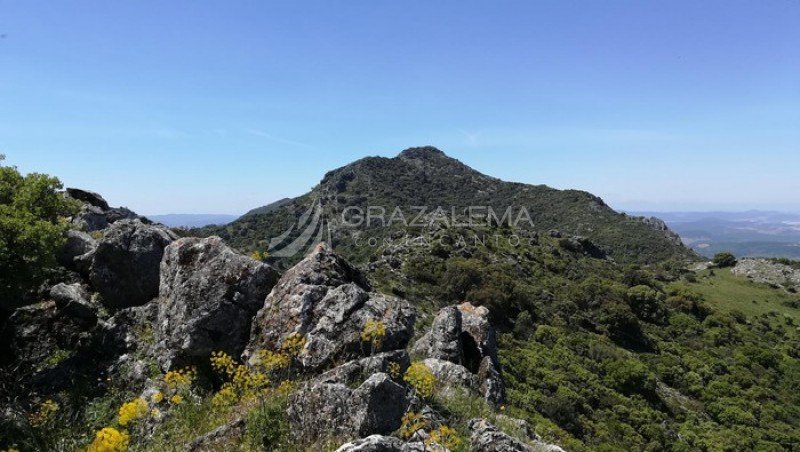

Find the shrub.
[
  {"left": 0, "top": 160, "right": 78, "bottom": 311},
  {"left": 404, "top": 362, "right": 437, "bottom": 399},
  {"left": 712, "top": 252, "right": 737, "bottom": 268}
]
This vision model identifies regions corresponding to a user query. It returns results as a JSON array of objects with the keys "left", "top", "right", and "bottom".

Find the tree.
[
  {"left": 712, "top": 252, "right": 737, "bottom": 268},
  {"left": 0, "top": 160, "right": 78, "bottom": 313}
]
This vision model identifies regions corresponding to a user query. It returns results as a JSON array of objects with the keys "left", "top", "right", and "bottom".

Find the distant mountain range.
[
  {"left": 148, "top": 213, "right": 239, "bottom": 228},
  {"left": 629, "top": 210, "right": 800, "bottom": 259}
]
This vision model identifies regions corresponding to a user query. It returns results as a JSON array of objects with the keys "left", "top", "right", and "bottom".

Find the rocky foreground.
[{"left": 1, "top": 189, "right": 564, "bottom": 451}]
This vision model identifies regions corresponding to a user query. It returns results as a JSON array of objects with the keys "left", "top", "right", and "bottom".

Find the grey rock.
[
  {"left": 469, "top": 419, "right": 531, "bottom": 452},
  {"left": 72, "top": 204, "right": 109, "bottom": 232},
  {"left": 49, "top": 283, "right": 97, "bottom": 320},
  {"left": 335, "top": 435, "right": 426, "bottom": 452},
  {"left": 469, "top": 419, "right": 565, "bottom": 452},
  {"left": 412, "top": 303, "right": 504, "bottom": 406},
  {"left": 316, "top": 350, "right": 410, "bottom": 386},
  {"left": 245, "top": 243, "right": 416, "bottom": 372},
  {"left": 66, "top": 188, "right": 110, "bottom": 210},
  {"left": 155, "top": 236, "right": 278, "bottom": 370},
  {"left": 89, "top": 219, "right": 178, "bottom": 309},
  {"left": 56, "top": 230, "right": 97, "bottom": 273},
  {"left": 422, "top": 358, "right": 479, "bottom": 392},
  {"left": 351, "top": 373, "right": 409, "bottom": 436},
  {"left": 732, "top": 258, "right": 800, "bottom": 291},
  {"left": 289, "top": 371, "right": 410, "bottom": 442}
]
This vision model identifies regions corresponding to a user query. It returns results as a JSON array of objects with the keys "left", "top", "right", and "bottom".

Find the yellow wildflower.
[
  {"left": 404, "top": 362, "right": 437, "bottom": 399},
  {"left": 254, "top": 349, "right": 290, "bottom": 372},
  {"left": 88, "top": 427, "right": 130, "bottom": 452},
  {"left": 170, "top": 394, "right": 184, "bottom": 405},
  {"left": 150, "top": 391, "right": 164, "bottom": 403},
  {"left": 163, "top": 367, "right": 196, "bottom": 392},
  {"left": 361, "top": 319, "right": 386, "bottom": 349},
  {"left": 280, "top": 333, "right": 306, "bottom": 358},
  {"left": 427, "top": 425, "right": 462, "bottom": 449},
  {"left": 29, "top": 399, "right": 59, "bottom": 427},
  {"left": 398, "top": 411, "right": 428, "bottom": 439},
  {"left": 118, "top": 398, "right": 148, "bottom": 426},
  {"left": 212, "top": 384, "right": 238, "bottom": 408}
]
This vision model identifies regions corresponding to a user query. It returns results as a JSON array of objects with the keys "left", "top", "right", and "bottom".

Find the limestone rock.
[
  {"left": 56, "top": 230, "right": 97, "bottom": 273},
  {"left": 89, "top": 219, "right": 178, "bottom": 309},
  {"left": 49, "top": 283, "right": 97, "bottom": 320},
  {"left": 288, "top": 371, "right": 410, "bottom": 442},
  {"left": 66, "top": 188, "right": 110, "bottom": 210},
  {"left": 412, "top": 303, "right": 504, "bottom": 405},
  {"left": 154, "top": 236, "right": 278, "bottom": 370},
  {"left": 335, "top": 435, "right": 426, "bottom": 452},
  {"left": 245, "top": 243, "right": 415, "bottom": 372}
]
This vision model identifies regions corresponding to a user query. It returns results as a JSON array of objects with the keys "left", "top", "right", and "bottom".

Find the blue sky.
[{"left": 1, "top": 1, "right": 798, "bottom": 214}]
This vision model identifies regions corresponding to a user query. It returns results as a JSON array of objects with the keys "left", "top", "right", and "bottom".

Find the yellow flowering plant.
[
  {"left": 28, "top": 399, "right": 59, "bottom": 427},
  {"left": 87, "top": 427, "right": 130, "bottom": 452},
  {"left": 361, "top": 318, "right": 387, "bottom": 353},
  {"left": 398, "top": 411, "right": 428, "bottom": 439},
  {"left": 427, "top": 425, "right": 462, "bottom": 450},
  {"left": 118, "top": 398, "right": 148, "bottom": 426},
  {"left": 404, "top": 362, "right": 437, "bottom": 399}
]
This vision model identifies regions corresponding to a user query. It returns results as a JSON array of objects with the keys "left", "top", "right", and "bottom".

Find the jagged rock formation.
[
  {"left": 732, "top": 258, "right": 800, "bottom": 291},
  {"left": 245, "top": 243, "right": 416, "bottom": 372},
  {"left": 413, "top": 303, "right": 504, "bottom": 406},
  {"left": 89, "top": 219, "right": 178, "bottom": 309},
  {"left": 154, "top": 236, "right": 278, "bottom": 369},
  {"left": 288, "top": 370, "right": 410, "bottom": 441},
  {"left": 66, "top": 187, "right": 142, "bottom": 232},
  {"left": 335, "top": 435, "right": 425, "bottom": 452},
  {"left": 469, "top": 418, "right": 566, "bottom": 452}
]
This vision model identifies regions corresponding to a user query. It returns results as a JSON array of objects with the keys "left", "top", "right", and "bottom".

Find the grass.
[{"left": 669, "top": 268, "right": 800, "bottom": 320}]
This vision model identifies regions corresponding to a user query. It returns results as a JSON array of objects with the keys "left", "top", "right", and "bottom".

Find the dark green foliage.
[
  {"left": 0, "top": 161, "right": 78, "bottom": 312},
  {"left": 712, "top": 252, "right": 737, "bottom": 268}
]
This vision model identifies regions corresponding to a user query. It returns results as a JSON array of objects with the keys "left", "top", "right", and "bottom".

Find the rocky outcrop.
[
  {"left": 469, "top": 419, "right": 565, "bottom": 452},
  {"left": 316, "top": 351, "right": 411, "bottom": 386},
  {"left": 288, "top": 371, "right": 410, "bottom": 442},
  {"left": 412, "top": 303, "right": 504, "bottom": 406},
  {"left": 245, "top": 243, "right": 416, "bottom": 372},
  {"left": 89, "top": 219, "right": 178, "bottom": 309},
  {"left": 66, "top": 188, "right": 110, "bottom": 210},
  {"left": 335, "top": 435, "right": 425, "bottom": 452},
  {"left": 67, "top": 187, "right": 143, "bottom": 232},
  {"left": 154, "top": 236, "right": 278, "bottom": 370},
  {"left": 732, "top": 258, "right": 800, "bottom": 291}
]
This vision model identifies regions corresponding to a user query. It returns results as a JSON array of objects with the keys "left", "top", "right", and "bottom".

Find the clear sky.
[{"left": 1, "top": 1, "right": 798, "bottom": 214}]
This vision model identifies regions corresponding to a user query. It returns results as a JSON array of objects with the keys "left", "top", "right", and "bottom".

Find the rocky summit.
[{"left": 2, "top": 149, "right": 799, "bottom": 452}]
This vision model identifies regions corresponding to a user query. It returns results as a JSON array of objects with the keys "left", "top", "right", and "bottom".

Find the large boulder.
[
  {"left": 154, "top": 236, "right": 278, "bottom": 370},
  {"left": 66, "top": 187, "right": 143, "bottom": 232},
  {"left": 335, "top": 435, "right": 425, "bottom": 452},
  {"left": 66, "top": 188, "right": 110, "bottom": 210},
  {"left": 245, "top": 243, "right": 416, "bottom": 372},
  {"left": 89, "top": 219, "right": 178, "bottom": 309},
  {"left": 49, "top": 283, "right": 97, "bottom": 321},
  {"left": 316, "top": 351, "right": 411, "bottom": 386},
  {"left": 288, "top": 371, "right": 410, "bottom": 442},
  {"left": 413, "top": 303, "right": 504, "bottom": 406},
  {"left": 468, "top": 419, "right": 565, "bottom": 452}
]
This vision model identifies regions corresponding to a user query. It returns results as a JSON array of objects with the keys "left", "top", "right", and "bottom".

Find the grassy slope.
[{"left": 669, "top": 268, "right": 798, "bottom": 320}]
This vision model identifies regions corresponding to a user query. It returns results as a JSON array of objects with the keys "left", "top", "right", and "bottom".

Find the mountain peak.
[{"left": 397, "top": 146, "right": 447, "bottom": 160}]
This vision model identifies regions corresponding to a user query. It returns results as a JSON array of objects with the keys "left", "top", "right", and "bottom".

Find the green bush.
[
  {"left": 712, "top": 252, "right": 737, "bottom": 268},
  {"left": 0, "top": 159, "right": 78, "bottom": 312}
]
